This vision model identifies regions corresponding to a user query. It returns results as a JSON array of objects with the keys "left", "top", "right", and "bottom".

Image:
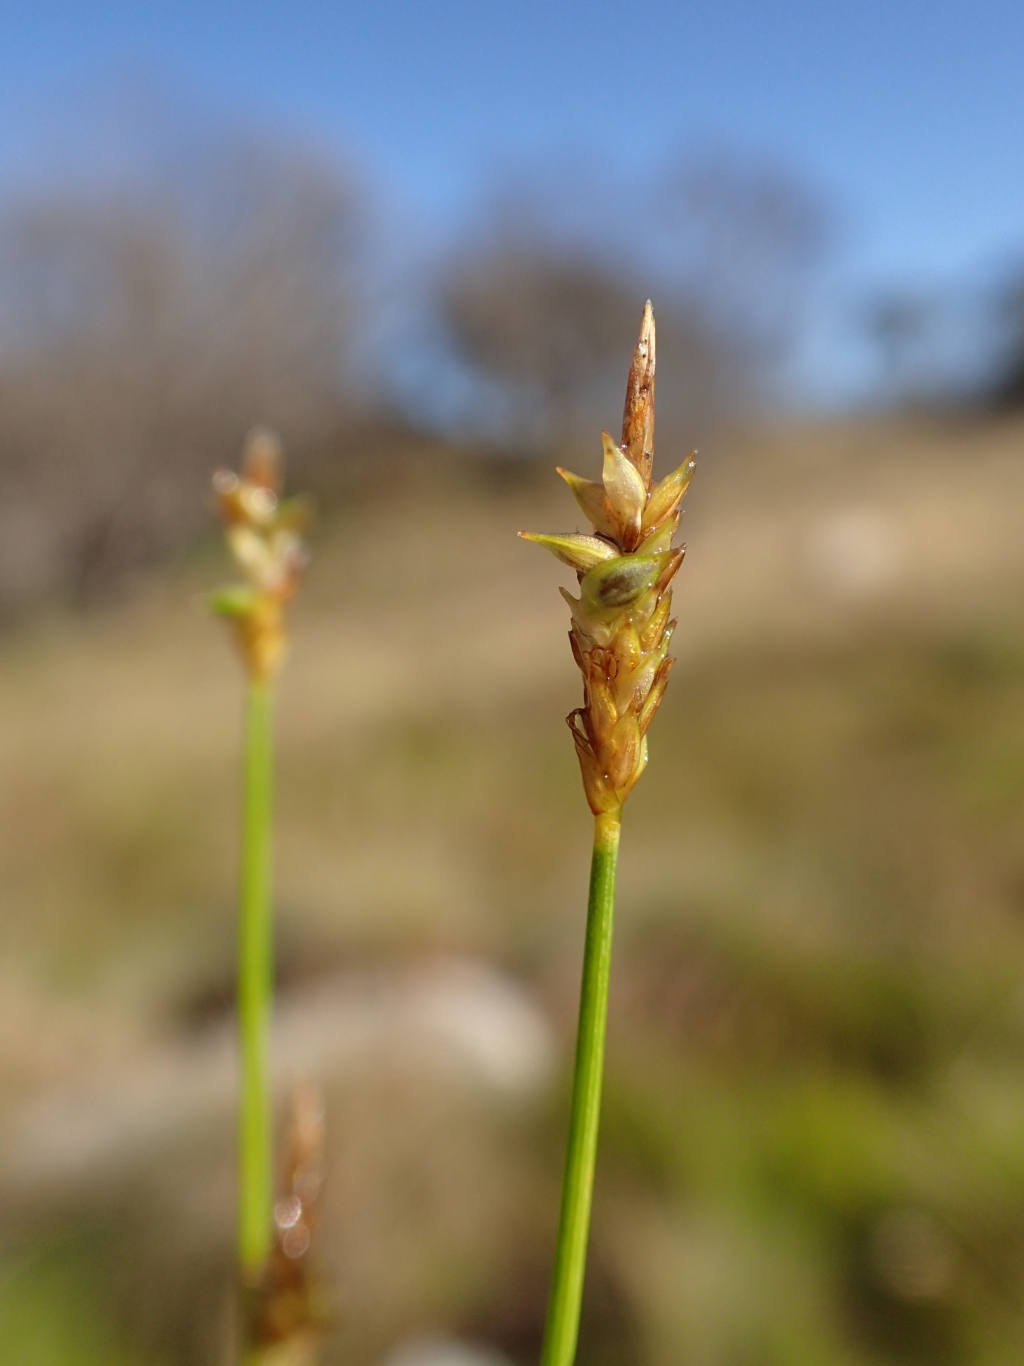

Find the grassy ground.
[{"left": 0, "top": 412, "right": 1023, "bottom": 1364}]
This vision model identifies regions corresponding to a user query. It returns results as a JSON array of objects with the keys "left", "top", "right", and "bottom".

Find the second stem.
[
  {"left": 239, "top": 677, "right": 275, "bottom": 1283},
  {"left": 541, "top": 808, "right": 621, "bottom": 1366}
]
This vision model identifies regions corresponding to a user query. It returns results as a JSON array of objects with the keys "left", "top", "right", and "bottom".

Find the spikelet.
[
  {"left": 520, "top": 302, "right": 694, "bottom": 816},
  {"left": 210, "top": 428, "right": 310, "bottom": 681}
]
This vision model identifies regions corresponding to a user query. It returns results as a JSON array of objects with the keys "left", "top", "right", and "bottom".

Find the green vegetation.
[{"left": 0, "top": 1232, "right": 153, "bottom": 1366}]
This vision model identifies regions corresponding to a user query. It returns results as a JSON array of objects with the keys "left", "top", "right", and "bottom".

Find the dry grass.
[{"left": 0, "top": 412, "right": 1023, "bottom": 1364}]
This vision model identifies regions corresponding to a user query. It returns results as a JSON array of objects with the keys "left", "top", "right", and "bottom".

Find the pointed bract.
[
  {"left": 209, "top": 584, "right": 260, "bottom": 618},
  {"left": 242, "top": 426, "right": 285, "bottom": 494},
  {"left": 642, "top": 455, "right": 697, "bottom": 532},
  {"left": 637, "top": 520, "right": 676, "bottom": 555},
  {"left": 518, "top": 531, "right": 619, "bottom": 573},
  {"left": 601, "top": 433, "right": 646, "bottom": 549},
  {"left": 656, "top": 548, "right": 684, "bottom": 592},
  {"left": 556, "top": 467, "right": 618, "bottom": 539}
]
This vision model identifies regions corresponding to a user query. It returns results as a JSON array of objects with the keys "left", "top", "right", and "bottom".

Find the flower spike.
[
  {"left": 211, "top": 428, "right": 310, "bottom": 682},
  {"left": 520, "top": 302, "right": 693, "bottom": 815}
]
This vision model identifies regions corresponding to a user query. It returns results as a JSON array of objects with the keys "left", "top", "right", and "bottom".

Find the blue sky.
[{"left": 2, "top": 0, "right": 1022, "bottom": 401}]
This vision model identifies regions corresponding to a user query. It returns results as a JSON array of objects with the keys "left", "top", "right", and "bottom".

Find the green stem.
[
  {"left": 238, "top": 677, "right": 275, "bottom": 1283},
  {"left": 540, "top": 809, "right": 622, "bottom": 1366}
]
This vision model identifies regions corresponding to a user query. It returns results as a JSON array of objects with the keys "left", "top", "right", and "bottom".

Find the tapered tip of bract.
[
  {"left": 621, "top": 301, "right": 656, "bottom": 489},
  {"left": 518, "top": 530, "right": 618, "bottom": 572},
  {"left": 641, "top": 298, "right": 654, "bottom": 344},
  {"left": 242, "top": 426, "right": 284, "bottom": 494}
]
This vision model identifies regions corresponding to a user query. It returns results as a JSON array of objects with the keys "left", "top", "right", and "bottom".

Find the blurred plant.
[
  {"left": 248, "top": 1082, "right": 331, "bottom": 1365},
  {"left": 520, "top": 302, "right": 693, "bottom": 1366},
  {"left": 0, "top": 137, "right": 357, "bottom": 606},
  {"left": 210, "top": 429, "right": 312, "bottom": 1361}
]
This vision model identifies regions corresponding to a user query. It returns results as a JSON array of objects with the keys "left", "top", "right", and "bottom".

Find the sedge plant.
[
  {"left": 210, "top": 429, "right": 310, "bottom": 1358},
  {"left": 521, "top": 302, "right": 694, "bottom": 1366}
]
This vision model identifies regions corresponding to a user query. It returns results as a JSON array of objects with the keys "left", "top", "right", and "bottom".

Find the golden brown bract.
[{"left": 520, "top": 302, "right": 694, "bottom": 815}]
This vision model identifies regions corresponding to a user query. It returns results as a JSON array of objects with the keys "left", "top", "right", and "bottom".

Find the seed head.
[
  {"left": 520, "top": 302, "right": 694, "bottom": 815},
  {"left": 210, "top": 428, "right": 310, "bottom": 682}
]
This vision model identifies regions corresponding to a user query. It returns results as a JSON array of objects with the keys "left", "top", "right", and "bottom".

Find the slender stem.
[
  {"left": 540, "top": 809, "right": 622, "bottom": 1366},
  {"left": 238, "top": 677, "right": 275, "bottom": 1283}
]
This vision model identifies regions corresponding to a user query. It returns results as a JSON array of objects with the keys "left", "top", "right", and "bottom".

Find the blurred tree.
[
  {"left": 987, "top": 267, "right": 1024, "bottom": 406},
  {"left": 432, "top": 152, "right": 830, "bottom": 453},
  {"left": 862, "top": 282, "right": 998, "bottom": 411},
  {"left": 655, "top": 151, "right": 832, "bottom": 382},
  {"left": 0, "top": 139, "right": 360, "bottom": 605},
  {"left": 864, "top": 290, "right": 943, "bottom": 404},
  {"left": 436, "top": 243, "right": 743, "bottom": 453},
  {"left": 437, "top": 247, "right": 643, "bottom": 448}
]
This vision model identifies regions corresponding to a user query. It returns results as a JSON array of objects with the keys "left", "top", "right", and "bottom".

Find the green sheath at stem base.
[
  {"left": 238, "top": 678, "right": 275, "bottom": 1284},
  {"left": 540, "top": 809, "right": 621, "bottom": 1366}
]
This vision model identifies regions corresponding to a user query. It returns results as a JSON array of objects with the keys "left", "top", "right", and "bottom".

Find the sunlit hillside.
[{"left": 1, "top": 412, "right": 1023, "bottom": 1366}]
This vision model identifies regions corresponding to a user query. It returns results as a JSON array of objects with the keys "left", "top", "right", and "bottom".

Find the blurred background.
[{"left": 1, "top": 2, "right": 1024, "bottom": 1362}]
